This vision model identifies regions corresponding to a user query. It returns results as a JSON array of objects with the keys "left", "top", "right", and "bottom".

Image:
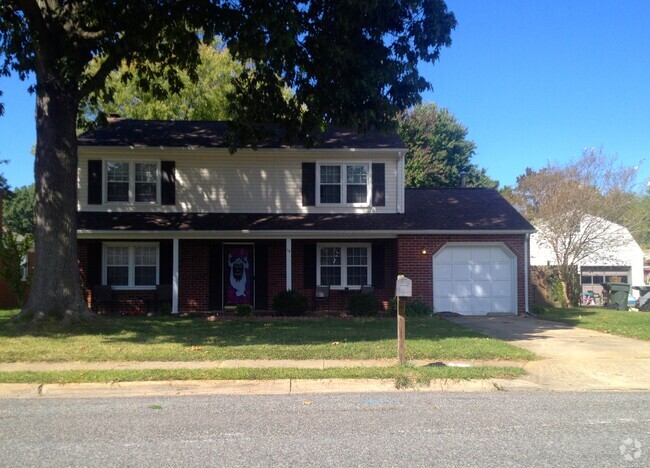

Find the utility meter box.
[{"left": 395, "top": 275, "right": 412, "bottom": 297}]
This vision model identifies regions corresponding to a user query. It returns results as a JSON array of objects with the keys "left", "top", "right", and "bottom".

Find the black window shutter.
[
  {"left": 88, "top": 160, "right": 103, "bottom": 205},
  {"left": 87, "top": 241, "right": 103, "bottom": 286},
  {"left": 302, "top": 162, "right": 316, "bottom": 206},
  {"left": 161, "top": 161, "right": 176, "bottom": 205},
  {"left": 303, "top": 243, "right": 317, "bottom": 288},
  {"left": 159, "top": 240, "right": 173, "bottom": 285},
  {"left": 371, "top": 241, "right": 385, "bottom": 289},
  {"left": 254, "top": 243, "right": 269, "bottom": 310},
  {"left": 372, "top": 163, "right": 385, "bottom": 207}
]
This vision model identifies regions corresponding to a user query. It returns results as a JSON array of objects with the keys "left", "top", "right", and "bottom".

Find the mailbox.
[{"left": 395, "top": 275, "right": 412, "bottom": 297}]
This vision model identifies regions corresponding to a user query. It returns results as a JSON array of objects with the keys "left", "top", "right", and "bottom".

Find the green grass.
[
  {"left": 0, "top": 365, "right": 525, "bottom": 384},
  {"left": 535, "top": 306, "right": 650, "bottom": 341},
  {"left": 0, "top": 309, "right": 536, "bottom": 362}
]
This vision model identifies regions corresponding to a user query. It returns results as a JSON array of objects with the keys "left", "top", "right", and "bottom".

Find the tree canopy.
[
  {"left": 80, "top": 41, "right": 243, "bottom": 123},
  {"left": 503, "top": 149, "right": 644, "bottom": 305},
  {"left": 398, "top": 103, "right": 496, "bottom": 188},
  {"left": 2, "top": 184, "right": 35, "bottom": 236},
  {"left": 0, "top": 0, "right": 456, "bottom": 324}
]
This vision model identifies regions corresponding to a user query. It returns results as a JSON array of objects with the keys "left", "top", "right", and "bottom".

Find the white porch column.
[
  {"left": 286, "top": 238, "right": 292, "bottom": 291},
  {"left": 172, "top": 238, "right": 180, "bottom": 314}
]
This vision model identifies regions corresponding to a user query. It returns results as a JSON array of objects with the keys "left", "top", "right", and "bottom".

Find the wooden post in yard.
[
  {"left": 395, "top": 276, "right": 412, "bottom": 366},
  {"left": 397, "top": 296, "right": 406, "bottom": 365}
]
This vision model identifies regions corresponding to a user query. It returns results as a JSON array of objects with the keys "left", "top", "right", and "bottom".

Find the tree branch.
[{"left": 78, "top": 35, "right": 128, "bottom": 97}]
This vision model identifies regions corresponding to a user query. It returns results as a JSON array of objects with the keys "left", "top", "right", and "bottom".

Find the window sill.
[
  {"left": 107, "top": 286, "right": 156, "bottom": 291},
  {"left": 322, "top": 286, "right": 363, "bottom": 291}
]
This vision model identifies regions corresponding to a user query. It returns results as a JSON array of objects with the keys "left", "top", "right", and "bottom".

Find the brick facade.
[
  {"left": 79, "top": 234, "right": 528, "bottom": 315},
  {"left": 179, "top": 240, "right": 210, "bottom": 311},
  {"left": 396, "top": 234, "right": 528, "bottom": 315}
]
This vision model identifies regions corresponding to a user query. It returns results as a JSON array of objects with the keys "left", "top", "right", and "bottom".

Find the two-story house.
[{"left": 77, "top": 119, "right": 534, "bottom": 316}]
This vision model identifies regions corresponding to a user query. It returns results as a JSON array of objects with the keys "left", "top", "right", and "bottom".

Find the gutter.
[{"left": 77, "top": 229, "right": 537, "bottom": 240}]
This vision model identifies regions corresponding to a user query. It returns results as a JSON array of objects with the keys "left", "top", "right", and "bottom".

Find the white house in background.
[{"left": 530, "top": 217, "right": 645, "bottom": 296}]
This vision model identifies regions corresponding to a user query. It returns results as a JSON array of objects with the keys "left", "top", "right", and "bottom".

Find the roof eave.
[{"left": 77, "top": 228, "right": 536, "bottom": 240}]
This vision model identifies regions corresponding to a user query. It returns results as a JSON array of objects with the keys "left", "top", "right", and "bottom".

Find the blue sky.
[{"left": 1, "top": 0, "right": 649, "bottom": 190}]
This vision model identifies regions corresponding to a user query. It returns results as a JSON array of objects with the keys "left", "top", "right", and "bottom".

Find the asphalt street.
[{"left": 1, "top": 392, "right": 649, "bottom": 467}]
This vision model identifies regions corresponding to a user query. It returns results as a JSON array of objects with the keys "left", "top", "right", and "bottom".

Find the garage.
[{"left": 433, "top": 244, "right": 516, "bottom": 315}]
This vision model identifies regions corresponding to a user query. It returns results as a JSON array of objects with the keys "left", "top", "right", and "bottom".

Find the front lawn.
[
  {"left": 535, "top": 307, "right": 650, "bottom": 341},
  {"left": 0, "top": 310, "right": 536, "bottom": 362}
]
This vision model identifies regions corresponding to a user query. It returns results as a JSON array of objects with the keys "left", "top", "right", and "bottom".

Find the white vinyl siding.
[{"left": 78, "top": 149, "right": 400, "bottom": 214}]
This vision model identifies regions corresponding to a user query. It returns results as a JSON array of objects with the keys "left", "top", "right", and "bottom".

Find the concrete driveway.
[{"left": 449, "top": 316, "right": 650, "bottom": 391}]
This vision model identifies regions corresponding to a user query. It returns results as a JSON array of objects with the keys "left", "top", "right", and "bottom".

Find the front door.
[{"left": 223, "top": 244, "right": 254, "bottom": 308}]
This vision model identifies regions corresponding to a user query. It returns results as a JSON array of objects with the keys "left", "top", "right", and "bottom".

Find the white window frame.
[
  {"left": 102, "top": 242, "right": 159, "bottom": 290},
  {"left": 104, "top": 160, "right": 161, "bottom": 205},
  {"left": 316, "top": 162, "right": 371, "bottom": 207},
  {"left": 316, "top": 243, "right": 372, "bottom": 290}
]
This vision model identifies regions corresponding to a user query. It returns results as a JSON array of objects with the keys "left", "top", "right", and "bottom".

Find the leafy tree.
[
  {"left": 81, "top": 41, "right": 242, "bottom": 122},
  {"left": 398, "top": 102, "right": 497, "bottom": 188},
  {"left": 504, "top": 149, "right": 642, "bottom": 306},
  {"left": 3, "top": 184, "right": 35, "bottom": 236},
  {"left": 0, "top": 229, "right": 33, "bottom": 307},
  {"left": 0, "top": 1, "right": 456, "bottom": 325}
]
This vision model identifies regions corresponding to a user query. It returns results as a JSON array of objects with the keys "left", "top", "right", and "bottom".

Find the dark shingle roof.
[
  {"left": 78, "top": 189, "right": 534, "bottom": 233},
  {"left": 77, "top": 120, "right": 406, "bottom": 149}
]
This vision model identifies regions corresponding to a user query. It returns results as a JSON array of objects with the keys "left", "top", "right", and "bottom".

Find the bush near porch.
[{"left": 0, "top": 310, "right": 536, "bottom": 362}]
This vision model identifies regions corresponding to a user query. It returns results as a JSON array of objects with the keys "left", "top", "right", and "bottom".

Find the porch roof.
[{"left": 78, "top": 189, "right": 535, "bottom": 234}]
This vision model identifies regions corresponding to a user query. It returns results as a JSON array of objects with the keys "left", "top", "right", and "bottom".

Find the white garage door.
[{"left": 433, "top": 245, "right": 516, "bottom": 315}]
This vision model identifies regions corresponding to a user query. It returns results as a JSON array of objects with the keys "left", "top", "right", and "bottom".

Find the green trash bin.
[{"left": 602, "top": 282, "right": 630, "bottom": 311}]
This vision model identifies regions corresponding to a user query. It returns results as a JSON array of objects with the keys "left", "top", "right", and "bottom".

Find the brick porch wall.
[
  {"left": 396, "top": 234, "right": 528, "bottom": 315},
  {"left": 78, "top": 241, "right": 90, "bottom": 307},
  {"left": 266, "top": 240, "right": 286, "bottom": 310},
  {"left": 179, "top": 240, "right": 210, "bottom": 311}
]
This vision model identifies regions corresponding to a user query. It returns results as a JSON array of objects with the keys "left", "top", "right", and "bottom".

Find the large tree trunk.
[{"left": 17, "top": 81, "right": 96, "bottom": 324}]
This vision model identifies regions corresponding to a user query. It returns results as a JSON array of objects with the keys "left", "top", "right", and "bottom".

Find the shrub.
[
  {"left": 386, "top": 297, "right": 433, "bottom": 316},
  {"left": 530, "top": 304, "right": 547, "bottom": 315},
  {"left": 0, "top": 229, "right": 33, "bottom": 307},
  {"left": 235, "top": 304, "right": 253, "bottom": 317},
  {"left": 348, "top": 293, "right": 379, "bottom": 317},
  {"left": 272, "top": 290, "right": 308, "bottom": 316},
  {"left": 406, "top": 300, "right": 433, "bottom": 317}
]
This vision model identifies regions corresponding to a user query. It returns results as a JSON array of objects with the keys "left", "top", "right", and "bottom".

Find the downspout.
[
  {"left": 524, "top": 233, "right": 530, "bottom": 315},
  {"left": 396, "top": 151, "right": 405, "bottom": 214}
]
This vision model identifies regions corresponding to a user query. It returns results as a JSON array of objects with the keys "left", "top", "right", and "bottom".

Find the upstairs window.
[
  {"left": 106, "top": 161, "right": 159, "bottom": 203},
  {"left": 317, "top": 163, "right": 369, "bottom": 206}
]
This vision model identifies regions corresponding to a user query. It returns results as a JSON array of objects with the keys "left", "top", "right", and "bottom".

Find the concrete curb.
[{"left": 0, "top": 377, "right": 546, "bottom": 399}]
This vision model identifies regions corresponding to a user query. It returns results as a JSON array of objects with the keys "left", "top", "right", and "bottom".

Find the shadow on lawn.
[{"left": 0, "top": 311, "right": 485, "bottom": 347}]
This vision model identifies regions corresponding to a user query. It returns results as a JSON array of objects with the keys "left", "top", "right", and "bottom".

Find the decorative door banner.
[{"left": 224, "top": 245, "right": 253, "bottom": 307}]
